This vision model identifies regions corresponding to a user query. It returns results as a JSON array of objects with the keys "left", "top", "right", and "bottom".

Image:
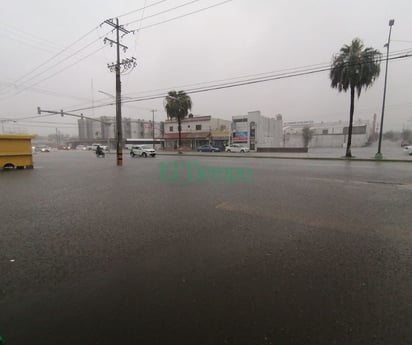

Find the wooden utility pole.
[{"left": 103, "top": 18, "right": 136, "bottom": 166}]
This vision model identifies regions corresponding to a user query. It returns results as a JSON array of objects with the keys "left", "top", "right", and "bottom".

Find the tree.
[
  {"left": 164, "top": 90, "right": 192, "bottom": 152},
  {"left": 302, "top": 126, "right": 313, "bottom": 148},
  {"left": 330, "top": 38, "right": 381, "bottom": 157}
]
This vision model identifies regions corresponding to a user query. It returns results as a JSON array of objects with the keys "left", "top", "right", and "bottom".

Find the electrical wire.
[
  {"left": 116, "top": 0, "right": 170, "bottom": 18},
  {"left": 0, "top": 23, "right": 91, "bottom": 60},
  {"left": 0, "top": 46, "right": 106, "bottom": 100},
  {"left": 0, "top": 0, "right": 232, "bottom": 97},
  {"left": 0, "top": 25, "right": 100, "bottom": 94},
  {"left": 65, "top": 52, "right": 412, "bottom": 113},
  {"left": 1, "top": 31, "right": 110, "bottom": 97},
  {"left": 129, "top": 0, "right": 233, "bottom": 31},
  {"left": 123, "top": 0, "right": 205, "bottom": 26}
]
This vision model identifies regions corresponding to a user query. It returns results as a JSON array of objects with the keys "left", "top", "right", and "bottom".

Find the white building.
[
  {"left": 164, "top": 115, "right": 231, "bottom": 150},
  {"left": 283, "top": 119, "right": 373, "bottom": 148},
  {"left": 78, "top": 116, "right": 163, "bottom": 142},
  {"left": 232, "top": 111, "right": 283, "bottom": 150}
]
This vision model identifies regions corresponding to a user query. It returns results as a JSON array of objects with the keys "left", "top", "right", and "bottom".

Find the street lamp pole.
[{"left": 375, "top": 19, "right": 395, "bottom": 159}]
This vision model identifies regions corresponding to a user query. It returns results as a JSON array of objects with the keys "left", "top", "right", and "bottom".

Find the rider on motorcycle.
[{"left": 96, "top": 145, "right": 104, "bottom": 157}]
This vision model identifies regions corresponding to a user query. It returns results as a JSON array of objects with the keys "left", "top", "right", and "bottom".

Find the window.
[
  {"left": 322, "top": 129, "right": 328, "bottom": 135},
  {"left": 196, "top": 125, "right": 202, "bottom": 130},
  {"left": 169, "top": 126, "right": 173, "bottom": 132}
]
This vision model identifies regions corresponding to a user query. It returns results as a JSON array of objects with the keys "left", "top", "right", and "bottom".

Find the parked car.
[
  {"left": 197, "top": 145, "right": 220, "bottom": 152},
  {"left": 403, "top": 145, "right": 412, "bottom": 155},
  {"left": 130, "top": 145, "right": 156, "bottom": 158},
  {"left": 225, "top": 144, "right": 249, "bottom": 153}
]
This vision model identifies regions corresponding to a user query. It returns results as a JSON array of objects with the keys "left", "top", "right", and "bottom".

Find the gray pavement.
[{"left": 0, "top": 151, "right": 411, "bottom": 345}]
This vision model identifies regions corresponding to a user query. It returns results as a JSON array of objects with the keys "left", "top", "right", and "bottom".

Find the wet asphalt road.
[{"left": 1, "top": 151, "right": 412, "bottom": 345}]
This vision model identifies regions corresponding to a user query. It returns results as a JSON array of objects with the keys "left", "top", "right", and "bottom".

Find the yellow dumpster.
[{"left": 0, "top": 134, "right": 35, "bottom": 169}]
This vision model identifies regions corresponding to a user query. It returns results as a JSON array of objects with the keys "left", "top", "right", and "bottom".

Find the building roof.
[
  {"left": 165, "top": 115, "right": 212, "bottom": 123},
  {"left": 163, "top": 132, "right": 211, "bottom": 139}
]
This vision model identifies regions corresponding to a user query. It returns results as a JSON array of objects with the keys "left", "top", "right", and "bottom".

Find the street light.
[{"left": 375, "top": 19, "right": 395, "bottom": 159}]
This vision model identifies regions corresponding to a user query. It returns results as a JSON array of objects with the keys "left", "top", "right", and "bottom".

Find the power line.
[
  {"left": 0, "top": 1, "right": 232, "bottom": 98},
  {"left": 0, "top": 31, "right": 69, "bottom": 56},
  {"left": 0, "top": 21, "right": 64, "bottom": 50},
  {"left": 116, "top": 0, "right": 170, "bottom": 18},
  {"left": 129, "top": 0, "right": 233, "bottom": 31},
  {"left": 123, "top": 0, "right": 205, "bottom": 26},
  {"left": 66, "top": 52, "right": 412, "bottom": 113},
  {"left": 0, "top": 80, "right": 102, "bottom": 103},
  {"left": 0, "top": 32, "right": 109, "bottom": 97},
  {"left": 0, "top": 23, "right": 91, "bottom": 59},
  {"left": 0, "top": 25, "right": 100, "bottom": 94},
  {"left": 0, "top": 46, "right": 106, "bottom": 100}
]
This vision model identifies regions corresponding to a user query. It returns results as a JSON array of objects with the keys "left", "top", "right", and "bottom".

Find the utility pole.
[
  {"left": 151, "top": 109, "right": 157, "bottom": 148},
  {"left": 376, "top": 19, "right": 395, "bottom": 159},
  {"left": 102, "top": 18, "right": 136, "bottom": 166}
]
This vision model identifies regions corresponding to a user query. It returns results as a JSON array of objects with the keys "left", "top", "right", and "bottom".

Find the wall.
[{"left": 232, "top": 111, "right": 283, "bottom": 149}]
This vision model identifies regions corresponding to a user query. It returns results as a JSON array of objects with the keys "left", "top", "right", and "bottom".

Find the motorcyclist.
[{"left": 96, "top": 145, "right": 104, "bottom": 157}]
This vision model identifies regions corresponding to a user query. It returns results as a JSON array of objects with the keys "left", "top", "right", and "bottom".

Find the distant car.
[
  {"left": 37, "top": 145, "right": 51, "bottom": 152},
  {"left": 91, "top": 144, "right": 108, "bottom": 152},
  {"left": 130, "top": 145, "right": 156, "bottom": 158},
  {"left": 403, "top": 145, "right": 412, "bottom": 155},
  {"left": 197, "top": 145, "right": 220, "bottom": 152},
  {"left": 225, "top": 144, "right": 249, "bottom": 153}
]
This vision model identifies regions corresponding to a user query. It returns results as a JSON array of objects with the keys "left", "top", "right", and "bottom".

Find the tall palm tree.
[
  {"left": 330, "top": 38, "right": 381, "bottom": 157},
  {"left": 164, "top": 90, "right": 192, "bottom": 152}
]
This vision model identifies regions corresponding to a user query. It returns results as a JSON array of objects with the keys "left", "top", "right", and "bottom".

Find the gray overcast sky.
[{"left": 1, "top": 0, "right": 411, "bottom": 136}]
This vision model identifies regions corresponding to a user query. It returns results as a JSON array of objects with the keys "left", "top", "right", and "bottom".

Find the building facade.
[
  {"left": 78, "top": 116, "right": 164, "bottom": 145},
  {"left": 163, "top": 115, "right": 231, "bottom": 150},
  {"left": 283, "top": 119, "right": 373, "bottom": 148},
  {"left": 232, "top": 111, "right": 283, "bottom": 150}
]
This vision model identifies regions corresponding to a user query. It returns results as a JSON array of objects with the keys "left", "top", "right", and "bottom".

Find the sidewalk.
[{"left": 156, "top": 142, "right": 412, "bottom": 162}]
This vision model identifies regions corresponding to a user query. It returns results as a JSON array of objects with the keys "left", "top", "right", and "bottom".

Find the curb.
[{"left": 155, "top": 152, "right": 412, "bottom": 163}]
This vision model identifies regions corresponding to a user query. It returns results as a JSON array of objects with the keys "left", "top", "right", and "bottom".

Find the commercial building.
[
  {"left": 283, "top": 119, "right": 373, "bottom": 148},
  {"left": 163, "top": 115, "right": 231, "bottom": 150},
  {"left": 77, "top": 116, "right": 164, "bottom": 147},
  {"left": 232, "top": 111, "right": 283, "bottom": 150}
]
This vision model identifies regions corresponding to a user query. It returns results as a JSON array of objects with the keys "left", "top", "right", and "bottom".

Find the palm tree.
[
  {"left": 164, "top": 90, "right": 192, "bottom": 152},
  {"left": 330, "top": 38, "right": 381, "bottom": 157}
]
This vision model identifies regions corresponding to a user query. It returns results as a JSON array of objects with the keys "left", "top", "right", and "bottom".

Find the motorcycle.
[{"left": 96, "top": 150, "right": 105, "bottom": 158}]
